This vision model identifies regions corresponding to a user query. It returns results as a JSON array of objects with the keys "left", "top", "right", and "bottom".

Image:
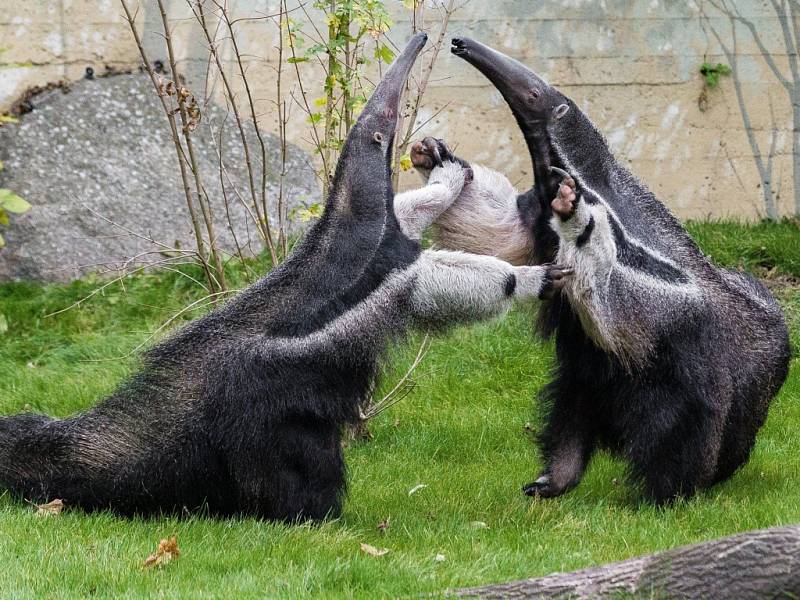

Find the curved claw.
[
  {"left": 451, "top": 38, "right": 468, "bottom": 56},
  {"left": 464, "top": 166, "right": 474, "bottom": 184},
  {"left": 539, "top": 264, "right": 573, "bottom": 300},
  {"left": 522, "top": 473, "right": 572, "bottom": 498},
  {"left": 431, "top": 143, "right": 443, "bottom": 168},
  {"left": 550, "top": 166, "right": 571, "bottom": 180}
]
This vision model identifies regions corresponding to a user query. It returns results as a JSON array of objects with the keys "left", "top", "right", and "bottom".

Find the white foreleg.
[
  {"left": 409, "top": 249, "right": 563, "bottom": 328},
  {"left": 394, "top": 162, "right": 466, "bottom": 240}
]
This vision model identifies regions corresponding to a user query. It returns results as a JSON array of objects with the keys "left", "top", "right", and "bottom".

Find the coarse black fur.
[
  {"left": 0, "top": 34, "right": 430, "bottom": 520},
  {"left": 453, "top": 38, "right": 791, "bottom": 503}
]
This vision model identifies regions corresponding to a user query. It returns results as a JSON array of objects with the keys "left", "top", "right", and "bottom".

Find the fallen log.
[{"left": 455, "top": 524, "right": 800, "bottom": 599}]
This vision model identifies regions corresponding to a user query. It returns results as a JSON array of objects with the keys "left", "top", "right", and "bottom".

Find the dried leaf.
[
  {"left": 434, "top": 553, "right": 446, "bottom": 562},
  {"left": 155, "top": 74, "right": 170, "bottom": 97},
  {"left": 143, "top": 536, "right": 180, "bottom": 568},
  {"left": 470, "top": 521, "right": 489, "bottom": 530},
  {"left": 377, "top": 518, "right": 390, "bottom": 535},
  {"left": 360, "top": 543, "right": 389, "bottom": 557},
  {"left": 185, "top": 97, "right": 201, "bottom": 133},
  {"left": 408, "top": 483, "right": 427, "bottom": 496},
  {"left": 36, "top": 499, "right": 64, "bottom": 516}
]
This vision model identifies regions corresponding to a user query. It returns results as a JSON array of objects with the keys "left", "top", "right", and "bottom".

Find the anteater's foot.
[
  {"left": 410, "top": 137, "right": 472, "bottom": 182},
  {"left": 539, "top": 264, "right": 573, "bottom": 299},
  {"left": 523, "top": 472, "right": 569, "bottom": 498},
  {"left": 550, "top": 166, "right": 577, "bottom": 220}
]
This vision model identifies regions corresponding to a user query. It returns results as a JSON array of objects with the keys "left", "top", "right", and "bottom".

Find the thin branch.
[
  {"left": 126, "top": 289, "right": 237, "bottom": 356},
  {"left": 190, "top": 0, "right": 278, "bottom": 266},
  {"left": 118, "top": 0, "right": 216, "bottom": 290},
  {"left": 284, "top": 1, "right": 331, "bottom": 195},
  {"left": 45, "top": 255, "right": 196, "bottom": 318},
  {"left": 156, "top": 0, "right": 227, "bottom": 293},
  {"left": 211, "top": 114, "right": 255, "bottom": 282},
  {"left": 364, "top": 335, "right": 431, "bottom": 419},
  {"left": 212, "top": 0, "right": 280, "bottom": 266},
  {"left": 709, "top": 0, "right": 793, "bottom": 92},
  {"left": 80, "top": 289, "right": 238, "bottom": 363},
  {"left": 393, "top": 0, "right": 459, "bottom": 188},
  {"left": 276, "top": 3, "right": 290, "bottom": 257},
  {"left": 702, "top": 1, "right": 778, "bottom": 217},
  {"left": 769, "top": 0, "right": 800, "bottom": 88}
]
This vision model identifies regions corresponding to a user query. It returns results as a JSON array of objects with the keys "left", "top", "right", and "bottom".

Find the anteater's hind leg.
[
  {"left": 524, "top": 377, "right": 597, "bottom": 498},
  {"left": 712, "top": 275, "right": 790, "bottom": 486},
  {"left": 711, "top": 382, "right": 775, "bottom": 487},
  {"left": 625, "top": 384, "right": 724, "bottom": 504},
  {"left": 233, "top": 417, "right": 346, "bottom": 522}
]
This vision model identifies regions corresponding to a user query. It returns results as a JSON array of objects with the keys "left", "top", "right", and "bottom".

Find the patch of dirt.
[
  {"left": 7, "top": 81, "right": 71, "bottom": 117},
  {"left": 754, "top": 267, "right": 800, "bottom": 294},
  {"left": 4, "top": 65, "right": 136, "bottom": 118}
]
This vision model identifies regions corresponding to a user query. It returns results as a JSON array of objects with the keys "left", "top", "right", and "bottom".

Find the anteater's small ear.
[{"left": 553, "top": 103, "right": 570, "bottom": 120}]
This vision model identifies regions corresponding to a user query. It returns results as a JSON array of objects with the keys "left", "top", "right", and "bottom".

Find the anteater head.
[
  {"left": 327, "top": 32, "right": 428, "bottom": 219},
  {"left": 450, "top": 38, "right": 572, "bottom": 136}
]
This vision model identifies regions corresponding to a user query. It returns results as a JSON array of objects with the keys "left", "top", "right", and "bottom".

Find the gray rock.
[{"left": 0, "top": 72, "right": 321, "bottom": 282}]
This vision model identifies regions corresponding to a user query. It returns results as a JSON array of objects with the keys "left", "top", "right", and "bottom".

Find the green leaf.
[
  {"left": 0, "top": 208, "right": 9, "bottom": 226},
  {"left": 0, "top": 232, "right": 4, "bottom": 248},
  {"left": 0, "top": 189, "right": 31, "bottom": 213},
  {"left": 297, "top": 203, "right": 324, "bottom": 222},
  {"left": 0, "top": 314, "right": 7, "bottom": 335},
  {"left": 286, "top": 56, "right": 308, "bottom": 64},
  {"left": 399, "top": 153, "right": 413, "bottom": 171},
  {"left": 0, "top": 114, "right": 18, "bottom": 124},
  {"left": 699, "top": 61, "right": 730, "bottom": 88},
  {"left": 375, "top": 44, "right": 395, "bottom": 64},
  {"left": 306, "top": 43, "right": 327, "bottom": 56}
]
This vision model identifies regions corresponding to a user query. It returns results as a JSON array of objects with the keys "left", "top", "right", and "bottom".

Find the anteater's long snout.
[
  {"left": 451, "top": 37, "right": 548, "bottom": 107},
  {"left": 359, "top": 32, "right": 428, "bottom": 128}
]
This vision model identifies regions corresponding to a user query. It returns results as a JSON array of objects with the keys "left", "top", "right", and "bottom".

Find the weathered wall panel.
[{"left": 1, "top": 0, "right": 796, "bottom": 219}]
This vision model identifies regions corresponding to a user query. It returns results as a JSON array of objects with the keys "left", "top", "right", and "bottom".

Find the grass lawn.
[{"left": 1, "top": 220, "right": 799, "bottom": 598}]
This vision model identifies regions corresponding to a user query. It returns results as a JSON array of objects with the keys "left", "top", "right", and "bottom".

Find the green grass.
[{"left": 1, "top": 221, "right": 799, "bottom": 599}]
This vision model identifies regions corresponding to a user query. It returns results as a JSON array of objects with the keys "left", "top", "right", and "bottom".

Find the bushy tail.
[{"left": 0, "top": 413, "right": 67, "bottom": 503}]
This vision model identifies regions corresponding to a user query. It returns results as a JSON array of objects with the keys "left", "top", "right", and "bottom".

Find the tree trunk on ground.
[{"left": 454, "top": 524, "right": 800, "bottom": 599}]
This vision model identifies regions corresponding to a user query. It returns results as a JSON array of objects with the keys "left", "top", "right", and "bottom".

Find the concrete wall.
[{"left": 1, "top": 0, "right": 797, "bottom": 220}]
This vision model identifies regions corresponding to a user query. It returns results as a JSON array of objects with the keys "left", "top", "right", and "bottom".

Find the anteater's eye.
[
  {"left": 530, "top": 88, "right": 541, "bottom": 100},
  {"left": 373, "top": 132, "right": 384, "bottom": 143}
]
